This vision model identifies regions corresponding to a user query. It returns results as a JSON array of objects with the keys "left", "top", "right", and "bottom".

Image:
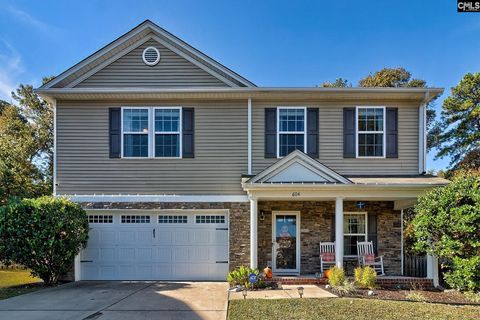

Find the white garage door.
[{"left": 80, "top": 212, "right": 229, "bottom": 280}]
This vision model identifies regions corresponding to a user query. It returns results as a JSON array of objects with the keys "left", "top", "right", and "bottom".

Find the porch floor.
[{"left": 266, "top": 275, "right": 434, "bottom": 289}]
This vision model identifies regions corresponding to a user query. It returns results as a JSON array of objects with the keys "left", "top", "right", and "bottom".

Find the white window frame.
[
  {"left": 355, "top": 106, "right": 386, "bottom": 158},
  {"left": 153, "top": 107, "right": 182, "bottom": 159},
  {"left": 344, "top": 212, "right": 368, "bottom": 258},
  {"left": 276, "top": 106, "right": 307, "bottom": 158},
  {"left": 121, "top": 106, "right": 150, "bottom": 159},
  {"left": 121, "top": 106, "right": 182, "bottom": 159}
]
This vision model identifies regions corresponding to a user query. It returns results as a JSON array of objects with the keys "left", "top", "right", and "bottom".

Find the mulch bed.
[{"left": 323, "top": 285, "right": 479, "bottom": 305}]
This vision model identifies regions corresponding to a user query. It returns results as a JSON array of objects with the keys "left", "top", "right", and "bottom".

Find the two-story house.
[{"left": 37, "top": 20, "right": 448, "bottom": 282}]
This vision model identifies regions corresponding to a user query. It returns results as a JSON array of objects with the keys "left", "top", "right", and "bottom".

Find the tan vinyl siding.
[
  {"left": 252, "top": 101, "right": 419, "bottom": 175},
  {"left": 76, "top": 39, "right": 229, "bottom": 88},
  {"left": 56, "top": 100, "right": 247, "bottom": 195}
]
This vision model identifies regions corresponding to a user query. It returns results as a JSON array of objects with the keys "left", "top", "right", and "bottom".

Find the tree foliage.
[
  {"left": 0, "top": 197, "right": 89, "bottom": 285},
  {"left": 320, "top": 78, "right": 351, "bottom": 88},
  {"left": 433, "top": 72, "right": 480, "bottom": 168},
  {"left": 0, "top": 77, "right": 53, "bottom": 204},
  {"left": 412, "top": 172, "right": 480, "bottom": 292}
]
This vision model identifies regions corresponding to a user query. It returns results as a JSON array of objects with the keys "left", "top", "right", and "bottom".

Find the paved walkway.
[
  {"left": 0, "top": 281, "right": 229, "bottom": 320},
  {"left": 228, "top": 284, "right": 337, "bottom": 300}
]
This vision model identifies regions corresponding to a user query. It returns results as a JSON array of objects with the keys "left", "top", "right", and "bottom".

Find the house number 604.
[{"left": 292, "top": 192, "right": 301, "bottom": 197}]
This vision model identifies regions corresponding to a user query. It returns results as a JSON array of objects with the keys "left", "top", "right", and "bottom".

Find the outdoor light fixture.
[
  {"left": 260, "top": 210, "right": 265, "bottom": 221},
  {"left": 242, "top": 288, "right": 248, "bottom": 299},
  {"left": 297, "top": 286, "right": 304, "bottom": 298}
]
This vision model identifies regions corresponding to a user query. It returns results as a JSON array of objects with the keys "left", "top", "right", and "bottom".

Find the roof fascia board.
[
  {"left": 150, "top": 35, "right": 238, "bottom": 87},
  {"left": 66, "top": 36, "right": 153, "bottom": 88}
]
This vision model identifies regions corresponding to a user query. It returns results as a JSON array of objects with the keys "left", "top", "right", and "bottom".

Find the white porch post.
[
  {"left": 427, "top": 254, "right": 439, "bottom": 287},
  {"left": 249, "top": 196, "right": 258, "bottom": 269},
  {"left": 335, "top": 197, "right": 344, "bottom": 268}
]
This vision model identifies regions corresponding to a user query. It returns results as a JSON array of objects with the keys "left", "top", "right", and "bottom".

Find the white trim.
[
  {"left": 335, "top": 197, "right": 344, "bottom": 268},
  {"left": 355, "top": 106, "right": 386, "bottom": 158},
  {"left": 247, "top": 98, "right": 252, "bottom": 175},
  {"left": 53, "top": 99, "right": 57, "bottom": 196},
  {"left": 276, "top": 107, "right": 307, "bottom": 158},
  {"left": 343, "top": 211, "right": 368, "bottom": 258},
  {"left": 250, "top": 196, "right": 258, "bottom": 269},
  {"left": 67, "top": 37, "right": 152, "bottom": 88},
  {"left": 272, "top": 211, "right": 301, "bottom": 274},
  {"left": 142, "top": 46, "right": 160, "bottom": 66},
  {"left": 401, "top": 209, "right": 404, "bottom": 275},
  {"left": 62, "top": 194, "right": 250, "bottom": 203}
]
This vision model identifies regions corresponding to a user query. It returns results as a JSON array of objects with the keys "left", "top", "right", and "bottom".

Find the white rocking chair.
[
  {"left": 319, "top": 241, "right": 336, "bottom": 273},
  {"left": 357, "top": 241, "right": 385, "bottom": 275}
]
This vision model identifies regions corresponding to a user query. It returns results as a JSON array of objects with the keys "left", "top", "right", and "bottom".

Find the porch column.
[
  {"left": 427, "top": 254, "right": 439, "bottom": 287},
  {"left": 249, "top": 196, "right": 258, "bottom": 269},
  {"left": 335, "top": 197, "right": 344, "bottom": 268}
]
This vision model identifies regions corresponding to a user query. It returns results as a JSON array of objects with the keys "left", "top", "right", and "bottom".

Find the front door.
[{"left": 272, "top": 212, "right": 300, "bottom": 274}]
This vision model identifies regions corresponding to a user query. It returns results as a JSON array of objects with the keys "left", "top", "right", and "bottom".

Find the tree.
[
  {"left": 0, "top": 197, "right": 89, "bottom": 285},
  {"left": 0, "top": 103, "right": 48, "bottom": 204},
  {"left": 412, "top": 172, "right": 480, "bottom": 292},
  {"left": 433, "top": 72, "right": 480, "bottom": 168},
  {"left": 320, "top": 78, "right": 351, "bottom": 88}
]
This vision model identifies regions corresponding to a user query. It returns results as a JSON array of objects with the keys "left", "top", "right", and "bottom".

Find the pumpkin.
[
  {"left": 324, "top": 269, "right": 331, "bottom": 279},
  {"left": 264, "top": 266, "right": 273, "bottom": 279}
]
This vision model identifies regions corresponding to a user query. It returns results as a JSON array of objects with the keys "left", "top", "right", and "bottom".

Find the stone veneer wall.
[
  {"left": 257, "top": 201, "right": 402, "bottom": 275},
  {"left": 80, "top": 201, "right": 251, "bottom": 271}
]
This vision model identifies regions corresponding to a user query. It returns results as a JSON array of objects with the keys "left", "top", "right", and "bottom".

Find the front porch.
[{"left": 241, "top": 151, "right": 448, "bottom": 285}]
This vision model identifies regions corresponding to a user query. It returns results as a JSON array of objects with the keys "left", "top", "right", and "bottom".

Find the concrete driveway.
[{"left": 0, "top": 281, "right": 229, "bottom": 320}]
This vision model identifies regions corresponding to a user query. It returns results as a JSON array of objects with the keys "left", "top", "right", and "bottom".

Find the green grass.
[
  {"left": 228, "top": 298, "right": 480, "bottom": 320},
  {"left": 0, "top": 268, "right": 42, "bottom": 300}
]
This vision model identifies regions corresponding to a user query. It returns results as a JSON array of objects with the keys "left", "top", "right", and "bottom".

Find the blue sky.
[{"left": 1, "top": 0, "right": 479, "bottom": 171}]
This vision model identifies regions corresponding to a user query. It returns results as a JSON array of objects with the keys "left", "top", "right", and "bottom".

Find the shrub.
[
  {"left": 412, "top": 172, "right": 480, "bottom": 292},
  {"left": 0, "top": 197, "right": 89, "bottom": 285},
  {"left": 227, "top": 266, "right": 260, "bottom": 289},
  {"left": 406, "top": 291, "right": 427, "bottom": 302},
  {"left": 328, "top": 266, "right": 345, "bottom": 287},
  {"left": 333, "top": 280, "right": 356, "bottom": 296},
  {"left": 354, "top": 266, "right": 377, "bottom": 289}
]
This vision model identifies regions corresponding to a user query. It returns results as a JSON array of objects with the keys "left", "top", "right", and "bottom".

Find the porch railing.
[{"left": 403, "top": 255, "right": 427, "bottom": 277}]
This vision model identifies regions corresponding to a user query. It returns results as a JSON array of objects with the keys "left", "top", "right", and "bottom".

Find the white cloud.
[
  {"left": 7, "top": 5, "right": 60, "bottom": 36},
  {"left": 0, "top": 40, "right": 23, "bottom": 102}
]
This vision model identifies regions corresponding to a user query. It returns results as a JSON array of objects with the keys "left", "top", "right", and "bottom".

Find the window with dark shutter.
[
  {"left": 265, "top": 108, "right": 277, "bottom": 158},
  {"left": 386, "top": 108, "right": 398, "bottom": 158},
  {"left": 109, "top": 108, "right": 121, "bottom": 158},
  {"left": 343, "top": 108, "right": 356, "bottom": 158}
]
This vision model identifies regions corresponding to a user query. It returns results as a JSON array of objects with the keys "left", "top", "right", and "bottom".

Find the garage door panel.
[{"left": 82, "top": 212, "right": 229, "bottom": 281}]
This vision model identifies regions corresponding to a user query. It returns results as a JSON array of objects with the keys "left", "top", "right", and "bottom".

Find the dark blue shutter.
[
  {"left": 109, "top": 108, "right": 121, "bottom": 158},
  {"left": 386, "top": 108, "right": 398, "bottom": 158},
  {"left": 265, "top": 108, "right": 277, "bottom": 158},
  {"left": 343, "top": 108, "right": 356, "bottom": 158},
  {"left": 307, "top": 108, "right": 319, "bottom": 158},
  {"left": 182, "top": 108, "right": 194, "bottom": 158}
]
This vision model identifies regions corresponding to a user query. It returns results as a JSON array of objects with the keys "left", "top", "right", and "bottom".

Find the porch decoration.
[
  {"left": 357, "top": 241, "right": 385, "bottom": 275},
  {"left": 263, "top": 266, "right": 273, "bottom": 279}
]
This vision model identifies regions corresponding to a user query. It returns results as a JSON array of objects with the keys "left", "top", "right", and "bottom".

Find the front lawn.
[
  {"left": 228, "top": 298, "right": 480, "bottom": 320},
  {"left": 0, "top": 268, "right": 42, "bottom": 300}
]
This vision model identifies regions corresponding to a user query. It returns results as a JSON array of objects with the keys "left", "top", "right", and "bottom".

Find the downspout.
[
  {"left": 247, "top": 98, "right": 252, "bottom": 175},
  {"left": 401, "top": 209, "right": 404, "bottom": 275},
  {"left": 419, "top": 91, "right": 430, "bottom": 174}
]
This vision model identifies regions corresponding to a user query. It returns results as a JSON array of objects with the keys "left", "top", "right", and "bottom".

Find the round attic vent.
[{"left": 142, "top": 46, "right": 160, "bottom": 66}]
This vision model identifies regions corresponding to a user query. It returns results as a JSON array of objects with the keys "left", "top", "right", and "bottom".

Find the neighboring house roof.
[{"left": 39, "top": 19, "right": 255, "bottom": 89}]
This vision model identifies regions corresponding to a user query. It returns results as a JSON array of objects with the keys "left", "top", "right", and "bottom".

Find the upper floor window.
[
  {"left": 357, "top": 107, "right": 385, "bottom": 157},
  {"left": 155, "top": 108, "right": 181, "bottom": 157},
  {"left": 122, "top": 107, "right": 182, "bottom": 158},
  {"left": 123, "top": 108, "right": 149, "bottom": 157},
  {"left": 277, "top": 107, "right": 306, "bottom": 157}
]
